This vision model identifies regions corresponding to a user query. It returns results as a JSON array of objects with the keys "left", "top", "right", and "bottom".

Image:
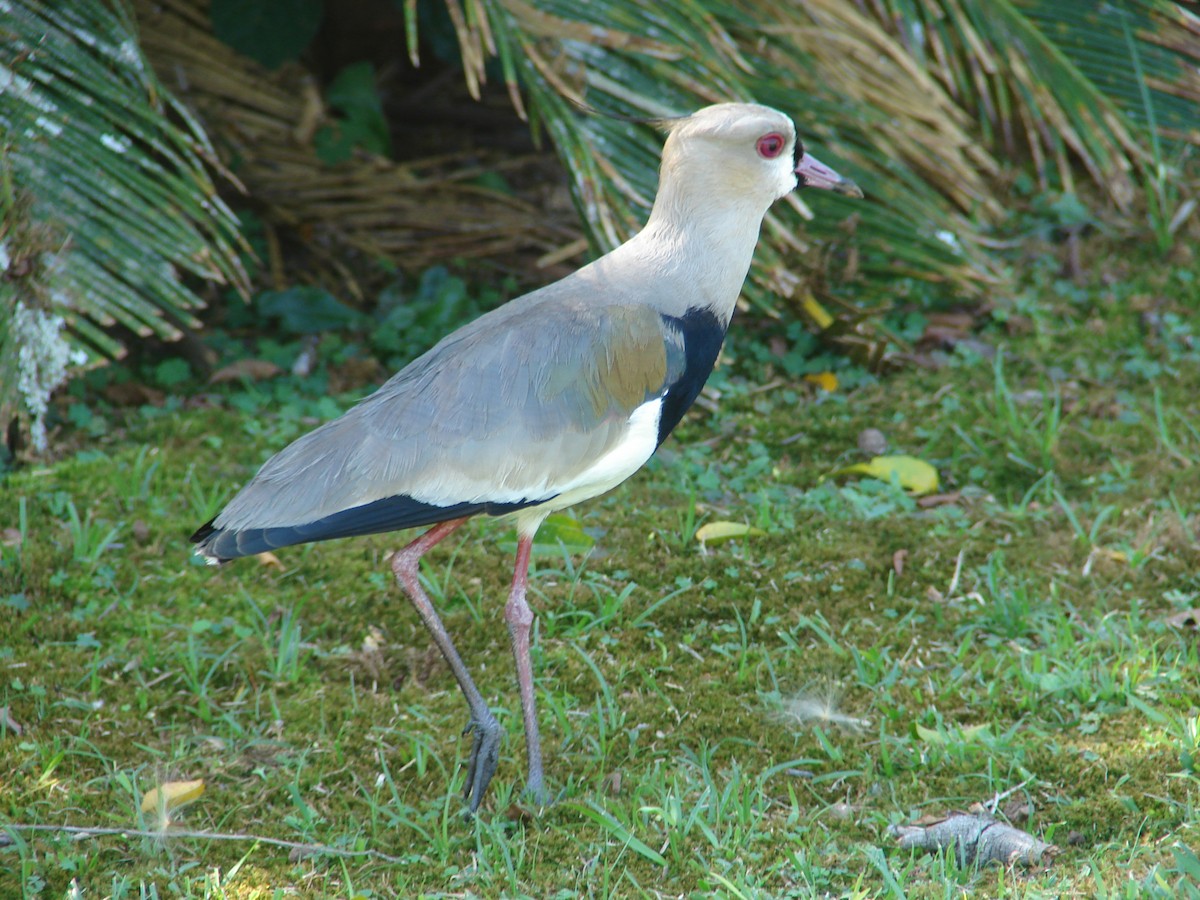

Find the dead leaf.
[
  {"left": 412, "top": 644, "right": 443, "bottom": 688},
  {"left": 256, "top": 551, "right": 284, "bottom": 570},
  {"left": 917, "top": 491, "right": 962, "bottom": 508},
  {"left": 1165, "top": 608, "right": 1200, "bottom": 630},
  {"left": 913, "top": 811, "right": 953, "bottom": 827},
  {"left": 892, "top": 549, "right": 908, "bottom": 577},
  {"left": 102, "top": 382, "right": 166, "bottom": 407},
  {"left": 889, "top": 813, "right": 1057, "bottom": 867},
  {"left": 602, "top": 771, "right": 623, "bottom": 796},
  {"left": 826, "top": 802, "right": 858, "bottom": 821},
  {"left": 328, "top": 356, "right": 386, "bottom": 393},
  {"left": 362, "top": 625, "right": 385, "bottom": 653},
  {"left": 826, "top": 455, "right": 940, "bottom": 495},
  {"left": 694, "top": 521, "right": 767, "bottom": 545},
  {"left": 927, "top": 311, "right": 977, "bottom": 331},
  {"left": 209, "top": 359, "right": 283, "bottom": 384},
  {"left": 1002, "top": 797, "right": 1034, "bottom": 824},
  {"left": 1, "top": 706, "right": 24, "bottom": 735},
  {"left": 1, "top": 528, "right": 21, "bottom": 548},
  {"left": 141, "top": 779, "right": 205, "bottom": 814},
  {"left": 503, "top": 802, "right": 536, "bottom": 823},
  {"left": 1004, "top": 314, "right": 1034, "bottom": 336},
  {"left": 916, "top": 311, "right": 979, "bottom": 351},
  {"left": 349, "top": 625, "right": 390, "bottom": 685}
]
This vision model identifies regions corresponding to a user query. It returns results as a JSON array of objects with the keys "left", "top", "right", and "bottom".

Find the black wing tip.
[
  {"left": 190, "top": 518, "right": 235, "bottom": 565},
  {"left": 186, "top": 495, "right": 546, "bottom": 566},
  {"left": 190, "top": 519, "right": 216, "bottom": 544}
]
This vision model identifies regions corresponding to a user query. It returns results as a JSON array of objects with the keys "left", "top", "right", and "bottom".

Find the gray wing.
[{"left": 209, "top": 294, "right": 686, "bottom": 534}]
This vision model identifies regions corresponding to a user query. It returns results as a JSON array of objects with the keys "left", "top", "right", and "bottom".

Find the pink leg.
[
  {"left": 390, "top": 517, "right": 502, "bottom": 813},
  {"left": 505, "top": 533, "right": 548, "bottom": 803}
]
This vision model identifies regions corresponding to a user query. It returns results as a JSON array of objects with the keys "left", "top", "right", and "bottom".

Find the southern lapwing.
[{"left": 192, "top": 102, "right": 861, "bottom": 813}]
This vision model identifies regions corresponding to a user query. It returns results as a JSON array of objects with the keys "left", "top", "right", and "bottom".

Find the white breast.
[{"left": 514, "top": 397, "right": 664, "bottom": 535}]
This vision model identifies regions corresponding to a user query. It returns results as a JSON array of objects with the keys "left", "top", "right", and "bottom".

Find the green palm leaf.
[
  {"left": 427, "top": 0, "right": 1197, "bottom": 306},
  {"left": 0, "top": 0, "right": 248, "bottom": 449}
]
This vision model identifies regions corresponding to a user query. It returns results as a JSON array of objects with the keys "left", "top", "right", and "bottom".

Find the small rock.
[
  {"left": 857, "top": 428, "right": 887, "bottom": 457},
  {"left": 826, "top": 802, "right": 857, "bottom": 820}
]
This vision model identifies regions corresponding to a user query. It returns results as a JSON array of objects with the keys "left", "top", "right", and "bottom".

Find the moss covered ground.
[{"left": 2, "top": 239, "right": 1199, "bottom": 897}]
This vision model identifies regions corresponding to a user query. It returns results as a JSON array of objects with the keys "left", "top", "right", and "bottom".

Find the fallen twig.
[
  {"left": 983, "top": 778, "right": 1031, "bottom": 815},
  {"left": 0, "top": 823, "right": 404, "bottom": 864}
]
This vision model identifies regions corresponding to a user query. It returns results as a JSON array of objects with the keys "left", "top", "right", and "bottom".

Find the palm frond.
[
  {"left": 433, "top": 0, "right": 1007, "bottom": 321},
  {"left": 133, "top": 0, "right": 579, "bottom": 300},
  {"left": 1023, "top": 0, "right": 1200, "bottom": 143},
  {"left": 418, "top": 0, "right": 1197, "bottom": 343},
  {"left": 866, "top": 0, "right": 1200, "bottom": 208},
  {"left": 0, "top": 0, "right": 248, "bottom": 446}
]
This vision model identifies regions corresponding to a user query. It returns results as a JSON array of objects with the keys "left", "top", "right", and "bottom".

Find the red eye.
[{"left": 756, "top": 133, "right": 785, "bottom": 159}]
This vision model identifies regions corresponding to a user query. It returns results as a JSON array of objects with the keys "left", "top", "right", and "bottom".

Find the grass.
[{"left": 2, "top": 238, "right": 1199, "bottom": 897}]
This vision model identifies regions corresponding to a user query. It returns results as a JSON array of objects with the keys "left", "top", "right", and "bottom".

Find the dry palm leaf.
[
  {"left": 133, "top": 0, "right": 579, "bottom": 297},
  {"left": 408, "top": 0, "right": 1198, "bottom": 347}
]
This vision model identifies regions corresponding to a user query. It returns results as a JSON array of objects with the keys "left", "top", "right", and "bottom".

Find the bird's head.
[{"left": 655, "top": 103, "right": 862, "bottom": 220}]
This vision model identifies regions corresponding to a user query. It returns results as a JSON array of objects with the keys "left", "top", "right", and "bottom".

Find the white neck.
[{"left": 602, "top": 185, "right": 772, "bottom": 324}]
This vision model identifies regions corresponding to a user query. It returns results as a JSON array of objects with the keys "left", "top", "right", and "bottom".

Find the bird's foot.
[
  {"left": 522, "top": 778, "right": 552, "bottom": 808},
  {"left": 462, "top": 713, "right": 504, "bottom": 814}
]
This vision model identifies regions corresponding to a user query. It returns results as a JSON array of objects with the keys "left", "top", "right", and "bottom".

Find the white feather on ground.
[{"left": 780, "top": 686, "right": 870, "bottom": 733}]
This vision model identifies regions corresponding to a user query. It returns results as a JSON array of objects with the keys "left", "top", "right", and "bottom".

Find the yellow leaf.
[
  {"left": 803, "top": 371, "right": 839, "bottom": 392},
  {"left": 827, "top": 455, "right": 940, "bottom": 495},
  {"left": 694, "top": 522, "right": 766, "bottom": 544},
  {"left": 141, "top": 779, "right": 205, "bottom": 813},
  {"left": 256, "top": 551, "right": 284, "bottom": 569},
  {"left": 799, "top": 290, "right": 835, "bottom": 330}
]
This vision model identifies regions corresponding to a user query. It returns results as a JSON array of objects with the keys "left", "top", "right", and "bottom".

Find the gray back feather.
[{"left": 214, "top": 281, "right": 687, "bottom": 532}]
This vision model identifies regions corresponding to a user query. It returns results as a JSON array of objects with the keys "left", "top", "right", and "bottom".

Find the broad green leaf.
[
  {"left": 314, "top": 62, "right": 392, "bottom": 163},
  {"left": 256, "top": 287, "right": 363, "bottom": 334},
  {"left": 210, "top": 0, "right": 323, "bottom": 69},
  {"left": 534, "top": 514, "right": 596, "bottom": 555},
  {"left": 499, "top": 514, "right": 595, "bottom": 557}
]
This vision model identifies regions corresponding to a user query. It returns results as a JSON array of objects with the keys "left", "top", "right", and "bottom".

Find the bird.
[{"left": 191, "top": 102, "right": 862, "bottom": 813}]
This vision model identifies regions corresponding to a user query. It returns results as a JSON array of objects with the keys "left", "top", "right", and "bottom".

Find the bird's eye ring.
[{"left": 756, "top": 133, "right": 785, "bottom": 159}]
